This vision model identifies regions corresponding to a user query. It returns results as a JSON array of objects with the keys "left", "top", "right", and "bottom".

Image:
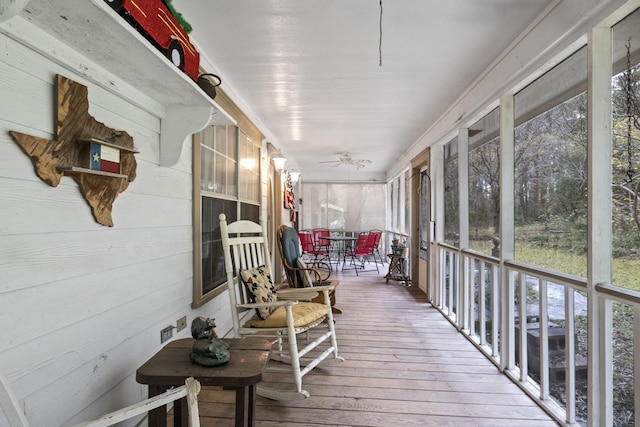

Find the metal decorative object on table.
[{"left": 190, "top": 317, "right": 230, "bottom": 367}]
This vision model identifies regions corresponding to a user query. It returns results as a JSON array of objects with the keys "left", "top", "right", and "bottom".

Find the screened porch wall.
[
  {"left": 428, "top": 4, "right": 640, "bottom": 426},
  {"left": 300, "top": 182, "right": 386, "bottom": 233}
]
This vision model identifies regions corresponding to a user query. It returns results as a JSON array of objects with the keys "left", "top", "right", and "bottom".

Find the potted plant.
[{"left": 391, "top": 239, "right": 403, "bottom": 256}]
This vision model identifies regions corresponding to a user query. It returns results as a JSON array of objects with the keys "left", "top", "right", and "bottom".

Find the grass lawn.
[{"left": 471, "top": 238, "right": 640, "bottom": 291}]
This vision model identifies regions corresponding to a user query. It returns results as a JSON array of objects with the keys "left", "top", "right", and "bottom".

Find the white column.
[
  {"left": 458, "top": 129, "right": 470, "bottom": 250},
  {"left": 499, "top": 94, "right": 515, "bottom": 372},
  {"left": 587, "top": 24, "right": 613, "bottom": 427},
  {"left": 458, "top": 129, "right": 469, "bottom": 331},
  {"left": 432, "top": 146, "right": 445, "bottom": 304}
]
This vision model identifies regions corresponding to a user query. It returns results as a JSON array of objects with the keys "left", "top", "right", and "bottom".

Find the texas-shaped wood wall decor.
[{"left": 10, "top": 74, "right": 138, "bottom": 227}]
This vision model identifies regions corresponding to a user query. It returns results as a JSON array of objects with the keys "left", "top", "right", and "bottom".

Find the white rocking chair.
[
  {"left": 219, "top": 213, "right": 344, "bottom": 400},
  {"left": 1, "top": 370, "right": 201, "bottom": 427}
]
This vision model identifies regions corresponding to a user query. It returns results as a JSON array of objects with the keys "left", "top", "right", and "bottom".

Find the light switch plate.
[{"left": 177, "top": 316, "right": 187, "bottom": 332}]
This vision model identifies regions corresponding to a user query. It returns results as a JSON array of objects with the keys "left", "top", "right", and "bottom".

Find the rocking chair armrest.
[
  {"left": 237, "top": 300, "right": 298, "bottom": 309},
  {"left": 277, "top": 288, "right": 320, "bottom": 300},
  {"left": 306, "top": 284, "right": 335, "bottom": 292}
]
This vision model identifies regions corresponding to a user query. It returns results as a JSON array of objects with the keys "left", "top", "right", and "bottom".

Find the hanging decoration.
[
  {"left": 624, "top": 39, "right": 636, "bottom": 184},
  {"left": 620, "top": 38, "right": 640, "bottom": 234},
  {"left": 284, "top": 171, "right": 296, "bottom": 222},
  {"left": 284, "top": 172, "right": 295, "bottom": 210},
  {"left": 379, "top": 0, "right": 383, "bottom": 67}
]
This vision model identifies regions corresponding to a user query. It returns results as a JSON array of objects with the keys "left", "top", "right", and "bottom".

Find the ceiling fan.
[{"left": 319, "top": 152, "right": 372, "bottom": 169}]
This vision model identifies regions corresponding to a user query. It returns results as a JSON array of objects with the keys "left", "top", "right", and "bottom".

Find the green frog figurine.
[{"left": 190, "top": 317, "right": 230, "bottom": 367}]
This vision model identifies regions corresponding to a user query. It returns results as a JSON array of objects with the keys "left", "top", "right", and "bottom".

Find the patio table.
[{"left": 322, "top": 235, "right": 358, "bottom": 270}]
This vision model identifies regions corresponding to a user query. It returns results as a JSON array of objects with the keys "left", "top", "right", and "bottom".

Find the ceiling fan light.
[{"left": 319, "top": 152, "right": 371, "bottom": 169}]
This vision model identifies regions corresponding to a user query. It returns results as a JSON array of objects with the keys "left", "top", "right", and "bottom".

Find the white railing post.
[
  {"left": 469, "top": 259, "right": 476, "bottom": 338},
  {"left": 491, "top": 264, "right": 500, "bottom": 357},
  {"left": 539, "top": 279, "right": 549, "bottom": 401},
  {"left": 454, "top": 251, "right": 458, "bottom": 321},
  {"left": 437, "top": 247, "right": 444, "bottom": 309},
  {"left": 634, "top": 305, "right": 640, "bottom": 427},
  {"left": 479, "top": 260, "right": 486, "bottom": 345},
  {"left": 463, "top": 253, "right": 471, "bottom": 332},
  {"left": 518, "top": 272, "right": 527, "bottom": 378},
  {"left": 464, "top": 256, "right": 475, "bottom": 336},
  {"left": 455, "top": 251, "right": 462, "bottom": 329},
  {"left": 565, "top": 287, "right": 576, "bottom": 424}
]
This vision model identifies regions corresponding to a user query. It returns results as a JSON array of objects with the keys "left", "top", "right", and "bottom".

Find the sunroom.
[{"left": 1, "top": 0, "right": 640, "bottom": 426}]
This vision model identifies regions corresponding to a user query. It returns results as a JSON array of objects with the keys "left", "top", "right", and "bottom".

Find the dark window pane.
[
  {"left": 444, "top": 137, "right": 459, "bottom": 247},
  {"left": 241, "top": 202, "right": 259, "bottom": 222},
  {"left": 201, "top": 197, "right": 237, "bottom": 295},
  {"left": 420, "top": 171, "right": 430, "bottom": 260}
]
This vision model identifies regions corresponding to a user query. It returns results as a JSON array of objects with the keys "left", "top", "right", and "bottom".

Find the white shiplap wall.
[{"left": 0, "top": 19, "right": 231, "bottom": 427}]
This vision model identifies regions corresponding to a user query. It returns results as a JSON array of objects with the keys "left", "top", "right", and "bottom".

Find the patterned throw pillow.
[{"left": 239, "top": 265, "right": 278, "bottom": 319}]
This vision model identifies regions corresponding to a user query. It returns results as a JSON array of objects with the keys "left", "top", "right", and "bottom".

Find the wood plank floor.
[{"left": 191, "top": 266, "right": 558, "bottom": 427}]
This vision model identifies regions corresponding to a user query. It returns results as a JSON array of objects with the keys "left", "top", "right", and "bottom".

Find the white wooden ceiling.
[{"left": 176, "top": 0, "right": 554, "bottom": 182}]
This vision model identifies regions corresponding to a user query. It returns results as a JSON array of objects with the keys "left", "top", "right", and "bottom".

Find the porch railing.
[{"left": 435, "top": 242, "right": 638, "bottom": 426}]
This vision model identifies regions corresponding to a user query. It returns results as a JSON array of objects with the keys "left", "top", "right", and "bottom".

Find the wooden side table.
[
  {"left": 385, "top": 254, "right": 411, "bottom": 285},
  {"left": 136, "top": 337, "right": 271, "bottom": 427}
]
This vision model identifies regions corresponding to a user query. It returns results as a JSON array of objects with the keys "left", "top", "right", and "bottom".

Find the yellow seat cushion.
[{"left": 244, "top": 302, "right": 329, "bottom": 328}]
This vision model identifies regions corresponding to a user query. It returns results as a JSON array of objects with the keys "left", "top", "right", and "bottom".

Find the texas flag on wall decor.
[{"left": 91, "top": 142, "right": 121, "bottom": 174}]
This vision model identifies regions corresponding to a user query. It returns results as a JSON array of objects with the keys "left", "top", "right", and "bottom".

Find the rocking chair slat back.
[{"left": 220, "top": 217, "right": 274, "bottom": 331}]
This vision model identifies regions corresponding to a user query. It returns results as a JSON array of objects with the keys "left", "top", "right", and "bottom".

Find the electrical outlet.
[
  {"left": 160, "top": 325, "right": 174, "bottom": 343},
  {"left": 177, "top": 316, "right": 187, "bottom": 332}
]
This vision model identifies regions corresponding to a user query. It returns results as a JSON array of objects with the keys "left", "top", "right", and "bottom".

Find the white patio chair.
[{"left": 1, "top": 371, "right": 201, "bottom": 427}]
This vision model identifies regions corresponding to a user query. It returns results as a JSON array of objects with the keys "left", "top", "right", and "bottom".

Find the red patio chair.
[
  {"left": 299, "top": 230, "right": 330, "bottom": 268},
  {"left": 344, "top": 232, "right": 379, "bottom": 275},
  {"left": 312, "top": 228, "right": 331, "bottom": 251},
  {"left": 368, "top": 229, "right": 384, "bottom": 264}
]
